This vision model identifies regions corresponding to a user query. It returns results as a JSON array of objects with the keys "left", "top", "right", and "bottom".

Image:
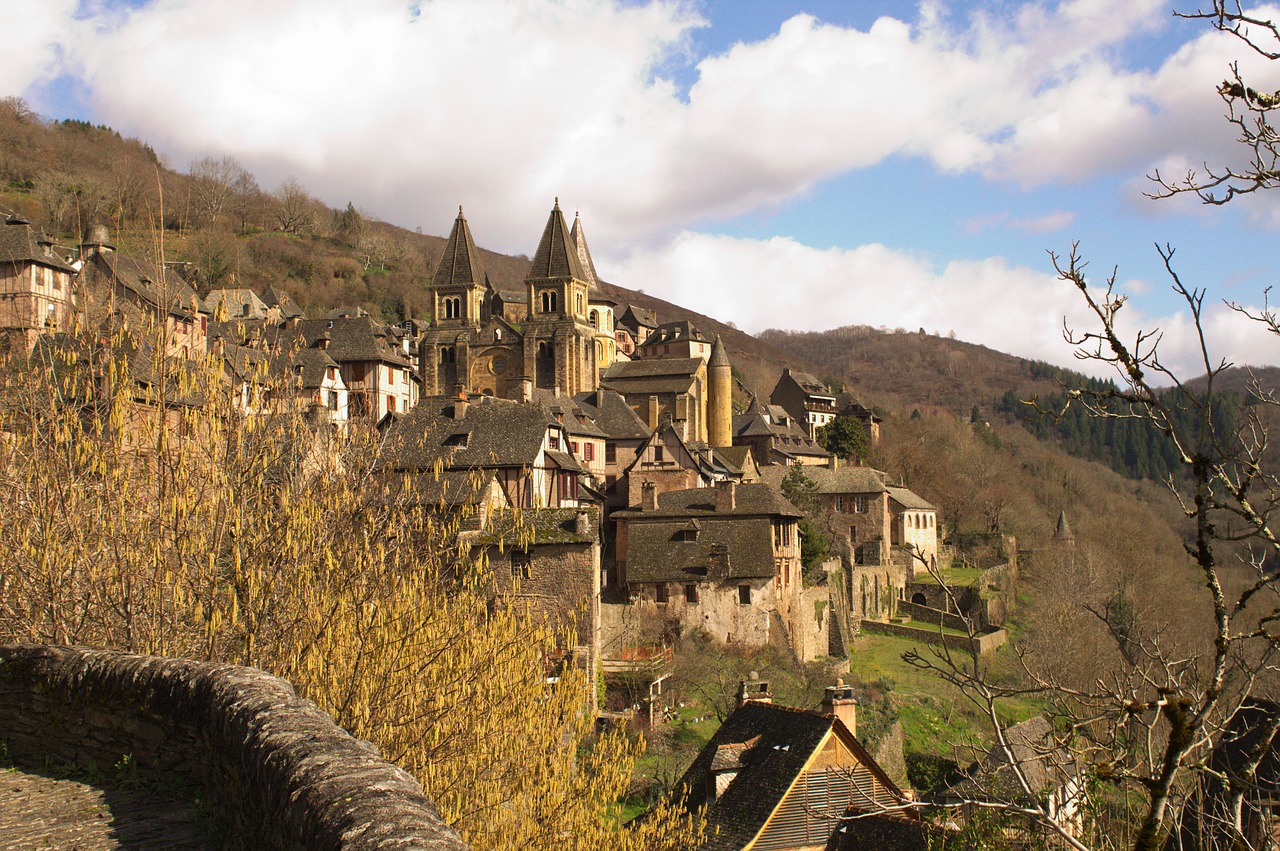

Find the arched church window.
[
  {"left": 540, "top": 290, "right": 558, "bottom": 313},
  {"left": 589, "top": 310, "right": 599, "bottom": 329},
  {"left": 537, "top": 341, "right": 553, "bottom": 360},
  {"left": 441, "top": 296, "right": 462, "bottom": 320},
  {"left": 440, "top": 346, "right": 456, "bottom": 364}
]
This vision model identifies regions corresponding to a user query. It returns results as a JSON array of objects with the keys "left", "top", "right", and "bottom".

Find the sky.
[{"left": 7, "top": 0, "right": 1280, "bottom": 380}]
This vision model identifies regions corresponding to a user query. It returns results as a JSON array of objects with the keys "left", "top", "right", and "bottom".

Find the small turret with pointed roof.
[
  {"left": 708, "top": 334, "right": 732, "bottom": 448},
  {"left": 569, "top": 211, "right": 600, "bottom": 289},
  {"left": 1053, "top": 510, "right": 1075, "bottom": 545}
]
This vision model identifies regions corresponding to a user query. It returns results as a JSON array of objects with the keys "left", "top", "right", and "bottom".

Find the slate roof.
[
  {"left": 262, "top": 285, "right": 303, "bottom": 319},
  {"left": 385, "top": 396, "right": 563, "bottom": 471},
  {"left": 88, "top": 251, "right": 201, "bottom": 318},
  {"left": 950, "top": 716, "right": 1077, "bottom": 802},
  {"left": 0, "top": 217, "right": 75, "bottom": 272},
  {"left": 618, "top": 483, "right": 801, "bottom": 522},
  {"left": 573, "top": 389, "right": 652, "bottom": 440},
  {"left": 203, "top": 288, "right": 267, "bottom": 319},
  {"left": 294, "top": 317, "right": 412, "bottom": 368},
  {"left": 602, "top": 357, "right": 702, "bottom": 381},
  {"left": 734, "top": 403, "right": 831, "bottom": 459},
  {"left": 283, "top": 347, "right": 340, "bottom": 390},
  {"left": 622, "top": 514, "right": 775, "bottom": 581},
  {"left": 434, "top": 207, "right": 488, "bottom": 288},
  {"left": 673, "top": 702, "right": 908, "bottom": 851},
  {"left": 617, "top": 304, "right": 658, "bottom": 331},
  {"left": 782, "top": 367, "right": 835, "bottom": 398},
  {"left": 638, "top": 320, "right": 710, "bottom": 350},
  {"left": 469, "top": 505, "right": 599, "bottom": 547},
  {"left": 759, "top": 465, "right": 889, "bottom": 495},
  {"left": 526, "top": 200, "right": 586, "bottom": 282},
  {"left": 569, "top": 212, "right": 599, "bottom": 288},
  {"left": 529, "top": 389, "right": 610, "bottom": 439},
  {"left": 886, "top": 486, "right": 935, "bottom": 511},
  {"left": 708, "top": 335, "right": 729, "bottom": 367}
]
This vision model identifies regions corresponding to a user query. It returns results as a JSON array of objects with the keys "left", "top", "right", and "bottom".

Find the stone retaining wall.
[
  {"left": 0, "top": 643, "right": 468, "bottom": 850},
  {"left": 895, "top": 599, "right": 970, "bottom": 632},
  {"left": 858, "top": 620, "right": 1008, "bottom": 658}
]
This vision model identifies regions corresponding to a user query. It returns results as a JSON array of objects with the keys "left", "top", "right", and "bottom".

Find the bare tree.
[
  {"left": 1150, "top": 2, "right": 1280, "bottom": 203},
  {"left": 271, "top": 177, "right": 316, "bottom": 234},
  {"left": 188, "top": 155, "right": 255, "bottom": 229}
]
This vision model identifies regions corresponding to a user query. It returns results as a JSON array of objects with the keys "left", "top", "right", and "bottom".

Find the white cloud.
[
  {"left": 18, "top": 0, "right": 1223, "bottom": 250},
  {"left": 607, "top": 231, "right": 1279, "bottom": 380},
  {"left": 0, "top": 0, "right": 81, "bottom": 97}
]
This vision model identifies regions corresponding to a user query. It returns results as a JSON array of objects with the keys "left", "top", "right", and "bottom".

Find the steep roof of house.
[
  {"left": 619, "top": 483, "right": 802, "bottom": 520},
  {"left": 89, "top": 251, "right": 201, "bottom": 318},
  {"left": 385, "top": 396, "right": 561, "bottom": 471},
  {"left": 570, "top": 212, "right": 599, "bottom": 288},
  {"left": 886, "top": 486, "right": 935, "bottom": 511},
  {"left": 617, "top": 304, "right": 658, "bottom": 330},
  {"left": 573, "top": 389, "right": 652, "bottom": 440},
  {"left": 285, "top": 347, "right": 341, "bottom": 390},
  {"left": 638, "top": 320, "right": 711, "bottom": 350},
  {"left": 203, "top": 288, "right": 267, "bottom": 319},
  {"left": 0, "top": 218, "right": 75, "bottom": 272},
  {"left": 434, "top": 207, "right": 488, "bottom": 289},
  {"left": 530, "top": 389, "right": 610, "bottom": 439},
  {"left": 780, "top": 367, "right": 834, "bottom": 397},
  {"left": 602, "top": 357, "right": 702, "bottom": 381},
  {"left": 758, "top": 465, "right": 888, "bottom": 495},
  {"left": 672, "top": 701, "right": 906, "bottom": 851},
  {"left": 950, "top": 715, "right": 1077, "bottom": 802},
  {"left": 262, "top": 285, "right": 303, "bottom": 319},
  {"left": 469, "top": 505, "right": 599, "bottom": 547},
  {"left": 294, "top": 317, "right": 412, "bottom": 368},
  {"left": 622, "top": 514, "right": 776, "bottom": 581},
  {"left": 526, "top": 200, "right": 586, "bottom": 282}
]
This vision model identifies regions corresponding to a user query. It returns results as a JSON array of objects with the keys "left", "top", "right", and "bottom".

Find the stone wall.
[
  {"left": 896, "top": 599, "right": 969, "bottom": 632},
  {"left": 0, "top": 643, "right": 467, "bottom": 850},
  {"left": 858, "top": 620, "right": 1008, "bottom": 658}
]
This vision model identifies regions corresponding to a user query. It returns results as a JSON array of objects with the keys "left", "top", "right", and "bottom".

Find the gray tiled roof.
[
  {"left": 602, "top": 357, "right": 702, "bottom": 381},
  {"left": 886, "top": 486, "right": 935, "bottom": 511},
  {"left": 385, "top": 397, "right": 562, "bottom": 471},
  {"left": 638, "top": 320, "right": 710, "bottom": 349},
  {"left": 624, "top": 515, "right": 776, "bottom": 581},
  {"left": 88, "top": 251, "right": 201, "bottom": 318},
  {"left": 434, "top": 208, "right": 488, "bottom": 289},
  {"left": 673, "top": 702, "right": 905, "bottom": 851},
  {"left": 759, "top": 465, "right": 888, "bottom": 495},
  {"left": 203, "top": 288, "right": 267, "bottom": 319},
  {"left": 573, "top": 389, "right": 652, "bottom": 440},
  {"left": 295, "top": 317, "right": 411, "bottom": 368},
  {"left": 0, "top": 219, "right": 75, "bottom": 273},
  {"left": 469, "top": 506, "right": 598, "bottom": 547},
  {"left": 569, "top": 213, "right": 599, "bottom": 288},
  {"left": 618, "top": 483, "right": 801, "bottom": 520},
  {"left": 262, "top": 285, "right": 303, "bottom": 319},
  {"left": 526, "top": 200, "right": 586, "bottom": 282}
]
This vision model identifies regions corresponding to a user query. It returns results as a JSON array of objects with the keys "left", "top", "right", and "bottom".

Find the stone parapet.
[{"left": 0, "top": 643, "right": 468, "bottom": 850}]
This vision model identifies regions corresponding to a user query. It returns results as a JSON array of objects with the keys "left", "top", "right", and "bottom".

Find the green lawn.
[{"left": 845, "top": 632, "right": 1044, "bottom": 761}]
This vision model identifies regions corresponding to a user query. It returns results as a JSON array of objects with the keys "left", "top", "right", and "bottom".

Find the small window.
[
  {"left": 512, "top": 551, "right": 531, "bottom": 580},
  {"left": 605, "top": 443, "right": 617, "bottom": 464},
  {"left": 854, "top": 496, "right": 868, "bottom": 513},
  {"left": 654, "top": 445, "right": 664, "bottom": 463},
  {"left": 655, "top": 583, "right": 668, "bottom": 603},
  {"left": 738, "top": 585, "right": 751, "bottom": 605},
  {"left": 834, "top": 495, "right": 846, "bottom": 512},
  {"left": 584, "top": 443, "right": 594, "bottom": 462},
  {"left": 549, "top": 434, "right": 560, "bottom": 450},
  {"left": 570, "top": 441, "right": 579, "bottom": 455},
  {"left": 684, "top": 584, "right": 698, "bottom": 604},
  {"left": 387, "top": 395, "right": 395, "bottom": 413}
]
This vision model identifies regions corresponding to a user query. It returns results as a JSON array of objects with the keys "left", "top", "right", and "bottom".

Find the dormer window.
[{"left": 444, "top": 432, "right": 469, "bottom": 448}]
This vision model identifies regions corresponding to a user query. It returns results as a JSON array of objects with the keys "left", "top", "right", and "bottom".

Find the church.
[{"left": 419, "top": 200, "right": 610, "bottom": 398}]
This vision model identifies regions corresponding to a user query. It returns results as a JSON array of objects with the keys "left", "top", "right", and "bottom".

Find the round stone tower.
[{"left": 708, "top": 334, "right": 733, "bottom": 448}]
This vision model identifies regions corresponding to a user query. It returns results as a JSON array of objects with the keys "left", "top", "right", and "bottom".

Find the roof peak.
[
  {"left": 434, "top": 205, "right": 487, "bottom": 290},
  {"left": 526, "top": 201, "right": 586, "bottom": 282}
]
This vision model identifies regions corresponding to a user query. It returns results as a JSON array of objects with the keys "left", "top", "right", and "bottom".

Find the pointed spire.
[
  {"left": 570, "top": 211, "right": 600, "bottom": 288},
  {"left": 1053, "top": 510, "right": 1074, "bottom": 542},
  {"left": 709, "top": 334, "right": 729, "bottom": 367},
  {"left": 434, "top": 206, "right": 487, "bottom": 289},
  {"left": 526, "top": 199, "right": 586, "bottom": 282}
]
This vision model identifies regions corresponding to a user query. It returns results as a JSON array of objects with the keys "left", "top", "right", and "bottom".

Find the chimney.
[
  {"left": 828, "top": 453, "right": 838, "bottom": 470},
  {"left": 642, "top": 481, "right": 658, "bottom": 512},
  {"left": 821, "top": 679, "right": 859, "bottom": 736},
  {"left": 737, "top": 673, "right": 772, "bottom": 708},
  {"left": 715, "top": 480, "right": 737, "bottom": 512},
  {"left": 647, "top": 395, "right": 659, "bottom": 430},
  {"left": 453, "top": 384, "right": 469, "bottom": 419},
  {"left": 516, "top": 376, "right": 533, "bottom": 403},
  {"left": 575, "top": 511, "right": 591, "bottom": 537}
]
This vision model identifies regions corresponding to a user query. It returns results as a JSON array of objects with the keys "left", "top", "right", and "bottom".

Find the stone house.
[
  {"left": 294, "top": 316, "right": 416, "bottom": 421},
  {"left": 613, "top": 481, "right": 819, "bottom": 656},
  {"left": 462, "top": 505, "right": 602, "bottom": 691},
  {"left": 419, "top": 203, "right": 607, "bottom": 399},
  {"left": 636, "top": 319, "right": 712, "bottom": 361},
  {"left": 0, "top": 213, "right": 76, "bottom": 349},
  {"left": 732, "top": 397, "right": 831, "bottom": 466},
  {"left": 887, "top": 486, "right": 939, "bottom": 574},
  {"left": 601, "top": 356, "right": 709, "bottom": 442},
  {"left": 532, "top": 389, "right": 610, "bottom": 486},
  {"left": 614, "top": 304, "right": 657, "bottom": 358},
  {"left": 261, "top": 285, "right": 303, "bottom": 322},
  {"left": 203, "top": 288, "right": 267, "bottom": 320},
  {"left": 384, "top": 395, "right": 590, "bottom": 510},
  {"left": 571, "top": 388, "right": 652, "bottom": 500},
  {"left": 621, "top": 423, "right": 742, "bottom": 510},
  {"left": 770, "top": 367, "right": 839, "bottom": 440},
  {"left": 78, "top": 226, "right": 207, "bottom": 361},
  {"left": 668, "top": 677, "right": 921, "bottom": 850},
  {"left": 834, "top": 389, "right": 882, "bottom": 445}
]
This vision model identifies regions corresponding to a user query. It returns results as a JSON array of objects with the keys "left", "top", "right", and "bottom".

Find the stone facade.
[{"left": 0, "top": 643, "right": 467, "bottom": 850}]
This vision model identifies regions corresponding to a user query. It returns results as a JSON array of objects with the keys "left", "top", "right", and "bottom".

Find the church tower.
[
  {"left": 523, "top": 200, "right": 598, "bottom": 394},
  {"left": 422, "top": 207, "right": 490, "bottom": 395},
  {"left": 708, "top": 334, "right": 733, "bottom": 448}
]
